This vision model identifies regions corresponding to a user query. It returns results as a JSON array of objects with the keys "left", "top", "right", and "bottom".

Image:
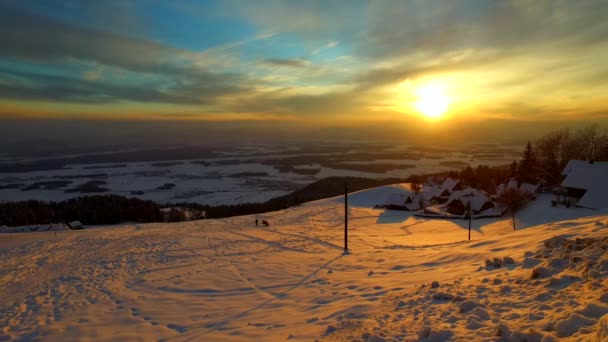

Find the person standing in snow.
[{"left": 255, "top": 219, "right": 258, "bottom": 227}]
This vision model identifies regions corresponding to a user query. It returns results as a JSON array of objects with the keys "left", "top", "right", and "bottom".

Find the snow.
[
  {"left": 1, "top": 184, "right": 607, "bottom": 341},
  {"left": 561, "top": 166, "right": 608, "bottom": 209},
  {"left": 495, "top": 183, "right": 506, "bottom": 197},
  {"left": 505, "top": 178, "right": 519, "bottom": 192},
  {"left": 0, "top": 150, "right": 515, "bottom": 205},
  {"left": 68, "top": 220, "right": 82, "bottom": 228},
  {"left": 441, "top": 177, "right": 460, "bottom": 192},
  {"left": 0, "top": 223, "right": 69, "bottom": 234},
  {"left": 561, "top": 160, "right": 608, "bottom": 176},
  {"left": 519, "top": 182, "right": 539, "bottom": 196}
]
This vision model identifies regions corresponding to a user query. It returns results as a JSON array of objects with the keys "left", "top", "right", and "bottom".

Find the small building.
[
  {"left": 496, "top": 178, "right": 539, "bottom": 199},
  {"left": 560, "top": 161, "right": 608, "bottom": 209},
  {"left": 519, "top": 182, "right": 539, "bottom": 199},
  {"left": 446, "top": 198, "right": 467, "bottom": 215},
  {"left": 445, "top": 188, "right": 494, "bottom": 216},
  {"left": 404, "top": 193, "right": 425, "bottom": 211},
  {"left": 441, "top": 178, "right": 464, "bottom": 192},
  {"left": 67, "top": 220, "right": 83, "bottom": 230}
]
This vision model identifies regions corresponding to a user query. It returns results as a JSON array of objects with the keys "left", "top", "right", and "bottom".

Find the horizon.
[{"left": 1, "top": 0, "right": 607, "bottom": 142}]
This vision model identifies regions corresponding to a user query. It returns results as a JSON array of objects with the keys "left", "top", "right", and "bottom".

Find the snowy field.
[
  {"left": 0, "top": 143, "right": 520, "bottom": 205},
  {"left": 1, "top": 186, "right": 607, "bottom": 341}
]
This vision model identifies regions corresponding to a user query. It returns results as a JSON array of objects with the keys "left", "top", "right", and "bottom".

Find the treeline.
[
  {"left": 174, "top": 176, "right": 411, "bottom": 219},
  {"left": 0, "top": 177, "right": 410, "bottom": 226},
  {"left": 0, "top": 195, "right": 162, "bottom": 227},
  {"left": 447, "top": 124, "right": 608, "bottom": 193},
  {"left": 512, "top": 124, "right": 608, "bottom": 185},
  {"left": 448, "top": 164, "right": 510, "bottom": 194}
]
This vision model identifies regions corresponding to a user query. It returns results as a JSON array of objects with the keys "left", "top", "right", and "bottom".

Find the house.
[
  {"left": 519, "top": 182, "right": 539, "bottom": 199},
  {"left": 441, "top": 177, "right": 464, "bottom": 192},
  {"left": 445, "top": 188, "right": 494, "bottom": 216},
  {"left": 404, "top": 193, "right": 425, "bottom": 211},
  {"left": 423, "top": 186, "right": 444, "bottom": 203},
  {"left": 446, "top": 198, "right": 467, "bottom": 215},
  {"left": 560, "top": 160, "right": 605, "bottom": 176},
  {"left": 496, "top": 178, "right": 539, "bottom": 199},
  {"left": 67, "top": 220, "right": 83, "bottom": 230},
  {"left": 560, "top": 161, "right": 608, "bottom": 209},
  {"left": 161, "top": 207, "right": 207, "bottom": 222},
  {"left": 419, "top": 187, "right": 497, "bottom": 218},
  {"left": 468, "top": 192, "right": 495, "bottom": 214}
]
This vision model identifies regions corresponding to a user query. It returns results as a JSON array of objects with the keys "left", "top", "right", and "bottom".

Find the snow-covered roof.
[
  {"left": 468, "top": 192, "right": 492, "bottom": 212},
  {"left": 496, "top": 179, "right": 539, "bottom": 197},
  {"left": 404, "top": 193, "right": 425, "bottom": 210},
  {"left": 495, "top": 183, "right": 506, "bottom": 197},
  {"left": 519, "top": 183, "right": 539, "bottom": 196},
  {"left": 561, "top": 166, "right": 608, "bottom": 209},
  {"left": 506, "top": 178, "right": 519, "bottom": 192},
  {"left": 561, "top": 160, "right": 608, "bottom": 176},
  {"left": 441, "top": 178, "right": 460, "bottom": 192},
  {"left": 444, "top": 188, "right": 492, "bottom": 212},
  {"left": 422, "top": 185, "right": 443, "bottom": 201}
]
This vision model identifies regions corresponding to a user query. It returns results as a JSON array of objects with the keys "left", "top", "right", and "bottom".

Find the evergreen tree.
[
  {"left": 518, "top": 141, "right": 537, "bottom": 183},
  {"left": 508, "top": 161, "right": 518, "bottom": 179}
]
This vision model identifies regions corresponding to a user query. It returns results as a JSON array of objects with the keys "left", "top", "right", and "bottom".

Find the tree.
[
  {"left": 518, "top": 141, "right": 537, "bottom": 183},
  {"left": 497, "top": 188, "right": 528, "bottom": 231},
  {"left": 508, "top": 161, "right": 518, "bottom": 179},
  {"left": 410, "top": 174, "right": 423, "bottom": 194},
  {"left": 577, "top": 124, "right": 600, "bottom": 162}
]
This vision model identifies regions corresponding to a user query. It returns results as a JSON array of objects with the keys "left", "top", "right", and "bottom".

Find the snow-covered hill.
[{"left": 1, "top": 184, "right": 607, "bottom": 341}]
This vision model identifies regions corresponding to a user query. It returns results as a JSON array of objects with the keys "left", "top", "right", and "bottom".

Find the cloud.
[
  {"left": 259, "top": 59, "right": 311, "bottom": 68},
  {"left": 221, "top": 0, "right": 361, "bottom": 38},
  {"left": 0, "top": 66, "right": 249, "bottom": 105},
  {"left": 0, "top": 4, "right": 249, "bottom": 82},
  {"left": 1, "top": 0, "right": 607, "bottom": 124},
  {"left": 0, "top": 4, "right": 258, "bottom": 106},
  {"left": 362, "top": 0, "right": 608, "bottom": 59}
]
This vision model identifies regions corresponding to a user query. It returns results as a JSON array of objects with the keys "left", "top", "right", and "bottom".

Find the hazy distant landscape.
[
  {"left": 3, "top": 1, "right": 608, "bottom": 340},
  {"left": 0, "top": 142, "right": 520, "bottom": 205}
]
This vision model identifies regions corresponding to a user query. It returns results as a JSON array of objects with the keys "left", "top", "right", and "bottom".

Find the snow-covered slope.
[{"left": 1, "top": 184, "right": 607, "bottom": 341}]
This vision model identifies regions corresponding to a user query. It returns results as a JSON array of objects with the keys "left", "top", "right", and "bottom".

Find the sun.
[{"left": 414, "top": 85, "right": 450, "bottom": 119}]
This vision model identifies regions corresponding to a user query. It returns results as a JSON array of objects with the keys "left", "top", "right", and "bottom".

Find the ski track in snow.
[{"left": 1, "top": 188, "right": 608, "bottom": 341}]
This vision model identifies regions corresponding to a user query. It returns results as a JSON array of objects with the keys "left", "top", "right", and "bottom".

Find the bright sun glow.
[{"left": 414, "top": 85, "right": 450, "bottom": 119}]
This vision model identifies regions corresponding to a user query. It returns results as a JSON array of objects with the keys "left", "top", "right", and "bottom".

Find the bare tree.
[
  {"left": 410, "top": 175, "right": 422, "bottom": 194},
  {"left": 577, "top": 124, "right": 600, "bottom": 161}
]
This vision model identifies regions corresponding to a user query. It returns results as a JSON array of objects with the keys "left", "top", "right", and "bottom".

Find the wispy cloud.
[
  {"left": 0, "top": 0, "right": 607, "bottom": 123},
  {"left": 259, "top": 59, "right": 311, "bottom": 68}
]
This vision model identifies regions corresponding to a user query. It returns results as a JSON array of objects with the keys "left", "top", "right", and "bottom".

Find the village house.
[
  {"left": 558, "top": 160, "right": 608, "bottom": 209},
  {"left": 495, "top": 178, "right": 540, "bottom": 199}
]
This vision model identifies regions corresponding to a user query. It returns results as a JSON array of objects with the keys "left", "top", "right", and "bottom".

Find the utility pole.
[
  {"left": 344, "top": 183, "right": 348, "bottom": 251},
  {"left": 468, "top": 209, "right": 472, "bottom": 241}
]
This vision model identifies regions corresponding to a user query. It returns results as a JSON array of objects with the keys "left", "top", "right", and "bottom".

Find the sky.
[{"left": 0, "top": 0, "right": 607, "bottom": 130}]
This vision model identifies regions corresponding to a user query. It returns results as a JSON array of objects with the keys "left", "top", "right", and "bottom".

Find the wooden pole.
[
  {"left": 512, "top": 212, "right": 516, "bottom": 231},
  {"left": 468, "top": 209, "right": 471, "bottom": 241},
  {"left": 344, "top": 183, "right": 348, "bottom": 251}
]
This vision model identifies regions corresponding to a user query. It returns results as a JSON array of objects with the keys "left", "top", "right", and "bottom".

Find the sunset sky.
[{"left": 1, "top": 0, "right": 607, "bottom": 125}]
